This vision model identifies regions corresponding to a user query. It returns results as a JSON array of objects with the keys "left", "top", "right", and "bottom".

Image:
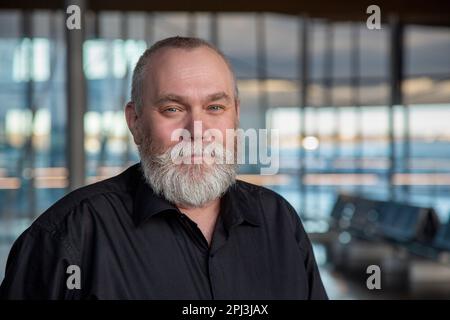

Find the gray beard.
[{"left": 139, "top": 136, "right": 237, "bottom": 209}]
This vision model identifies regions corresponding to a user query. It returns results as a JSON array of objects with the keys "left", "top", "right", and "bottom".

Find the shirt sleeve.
[{"left": 0, "top": 224, "right": 78, "bottom": 300}]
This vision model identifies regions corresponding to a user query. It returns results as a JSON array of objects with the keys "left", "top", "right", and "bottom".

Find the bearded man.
[{"left": 0, "top": 36, "right": 327, "bottom": 300}]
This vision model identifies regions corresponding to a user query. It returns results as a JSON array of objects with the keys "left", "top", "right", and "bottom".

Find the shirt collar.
[
  {"left": 132, "top": 164, "right": 180, "bottom": 226},
  {"left": 220, "top": 182, "right": 261, "bottom": 231},
  {"left": 132, "top": 163, "right": 261, "bottom": 229}
]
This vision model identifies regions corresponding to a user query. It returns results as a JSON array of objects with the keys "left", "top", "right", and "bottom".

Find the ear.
[
  {"left": 235, "top": 99, "right": 240, "bottom": 124},
  {"left": 125, "top": 102, "right": 142, "bottom": 145}
]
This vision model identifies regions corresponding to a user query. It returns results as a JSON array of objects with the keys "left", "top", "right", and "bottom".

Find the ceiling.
[{"left": 1, "top": 0, "right": 450, "bottom": 26}]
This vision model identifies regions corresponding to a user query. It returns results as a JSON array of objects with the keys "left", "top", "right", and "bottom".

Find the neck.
[
  {"left": 176, "top": 198, "right": 221, "bottom": 218},
  {"left": 176, "top": 198, "right": 221, "bottom": 246}
]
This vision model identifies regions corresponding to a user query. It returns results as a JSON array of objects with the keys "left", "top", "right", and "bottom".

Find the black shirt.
[{"left": 0, "top": 163, "right": 327, "bottom": 300}]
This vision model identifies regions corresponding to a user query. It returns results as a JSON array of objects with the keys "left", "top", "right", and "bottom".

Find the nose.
[{"left": 184, "top": 110, "right": 210, "bottom": 143}]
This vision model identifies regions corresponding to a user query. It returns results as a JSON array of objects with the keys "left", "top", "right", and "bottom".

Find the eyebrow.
[
  {"left": 153, "top": 94, "right": 186, "bottom": 106},
  {"left": 153, "top": 91, "right": 232, "bottom": 106},
  {"left": 205, "top": 91, "right": 233, "bottom": 104}
]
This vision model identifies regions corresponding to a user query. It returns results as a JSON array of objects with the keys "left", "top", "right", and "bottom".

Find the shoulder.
[
  {"left": 30, "top": 165, "right": 138, "bottom": 236},
  {"left": 234, "top": 180, "right": 313, "bottom": 254},
  {"left": 234, "top": 179, "right": 300, "bottom": 225},
  {"left": 235, "top": 179, "right": 296, "bottom": 208}
]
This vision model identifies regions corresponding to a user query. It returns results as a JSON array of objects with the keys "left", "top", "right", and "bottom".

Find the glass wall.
[{"left": 1, "top": 10, "right": 450, "bottom": 281}]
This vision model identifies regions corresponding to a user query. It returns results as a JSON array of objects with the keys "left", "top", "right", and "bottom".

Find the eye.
[
  {"left": 162, "top": 106, "right": 180, "bottom": 113},
  {"left": 207, "top": 105, "right": 225, "bottom": 112}
]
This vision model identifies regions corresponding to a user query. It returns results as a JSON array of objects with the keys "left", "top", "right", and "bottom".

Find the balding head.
[{"left": 131, "top": 36, "right": 239, "bottom": 114}]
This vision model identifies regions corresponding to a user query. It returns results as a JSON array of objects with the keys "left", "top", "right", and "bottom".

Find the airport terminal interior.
[{"left": 0, "top": 1, "right": 450, "bottom": 299}]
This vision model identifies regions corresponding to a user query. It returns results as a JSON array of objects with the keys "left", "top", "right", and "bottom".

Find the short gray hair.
[{"left": 131, "top": 36, "right": 239, "bottom": 114}]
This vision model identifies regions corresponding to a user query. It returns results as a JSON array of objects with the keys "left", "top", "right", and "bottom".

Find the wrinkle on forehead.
[
  {"left": 170, "top": 65, "right": 221, "bottom": 81},
  {"left": 145, "top": 48, "right": 235, "bottom": 98}
]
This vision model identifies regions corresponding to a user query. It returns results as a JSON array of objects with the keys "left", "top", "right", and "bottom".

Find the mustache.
[{"left": 146, "top": 140, "right": 235, "bottom": 165}]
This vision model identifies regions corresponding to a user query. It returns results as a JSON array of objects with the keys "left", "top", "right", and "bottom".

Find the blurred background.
[{"left": 0, "top": 0, "right": 450, "bottom": 299}]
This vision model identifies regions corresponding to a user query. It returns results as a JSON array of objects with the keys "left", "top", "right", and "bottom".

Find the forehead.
[{"left": 144, "top": 47, "right": 234, "bottom": 98}]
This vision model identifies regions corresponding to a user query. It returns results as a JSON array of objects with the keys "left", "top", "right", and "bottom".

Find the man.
[{"left": 0, "top": 36, "right": 327, "bottom": 299}]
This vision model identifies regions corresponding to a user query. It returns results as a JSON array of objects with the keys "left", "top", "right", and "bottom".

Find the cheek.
[
  {"left": 212, "top": 120, "right": 236, "bottom": 146},
  {"left": 149, "top": 120, "right": 181, "bottom": 149},
  {"left": 139, "top": 111, "right": 176, "bottom": 150}
]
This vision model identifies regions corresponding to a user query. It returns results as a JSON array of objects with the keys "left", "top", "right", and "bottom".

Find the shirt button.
[{"left": 210, "top": 253, "right": 214, "bottom": 258}]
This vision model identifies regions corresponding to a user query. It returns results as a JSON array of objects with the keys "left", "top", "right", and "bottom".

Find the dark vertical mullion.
[
  {"left": 351, "top": 23, "right": 362, "bottom": 195},
  {"left": 66, "top": 0, "right": 87, "bottom": 190},
  {"left": 333, "top": 104, "right": 340, "bottom": 163},
  {"left": 298, "top": 15, "right": 309, "bottom": 218},
  {"left": 323, "top": 21, "right": 334, "bottom": 220},
  {"left": 145, "top": 12, "right": 154, "bottom": 47},
  {"left": 97, "top": 12, "right": 109, "bottom": 174},
  {"left": 388, "top": 15, "right": 403, "bottom": 201},
  {"left": 256, "top": 13, "right": 268, "bottom": 130},
  {"left": 22, "top": 10, "right": 37, "bottom": 219},
  {"left": 93, "top": 10, "right": 100, "bottom": 39},
  {"left": 188, "top": 12, "right": 197, "bottom": 37},
  {"left": 403, "top": 102, "right": 410, "bottom": 200},
  {"left": 120, "top": 12, "right": 131, "bottom": 167},
  {"left": 331, "top": 26, "right": 340, "bottom": 169},
  {"left": 209, "top": 12, "right": 218, "bottom": 47},
  {"left": 49, "top": 10, "right": 59, "bottom": 169}
]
